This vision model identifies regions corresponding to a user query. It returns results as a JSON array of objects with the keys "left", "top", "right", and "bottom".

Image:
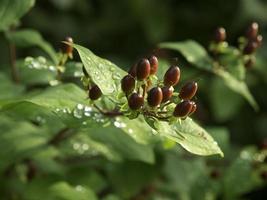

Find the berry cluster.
[
  {"left": 212, "top": 22, "right": 263, "bottom": 69},
  {"left": 121, "top": 56, "right": 198, "bottom": 120}
]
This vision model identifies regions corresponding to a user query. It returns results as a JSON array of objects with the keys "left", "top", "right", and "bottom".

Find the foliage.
[{"left": 0, "top": 1, "right": 267, "bottom": 200}]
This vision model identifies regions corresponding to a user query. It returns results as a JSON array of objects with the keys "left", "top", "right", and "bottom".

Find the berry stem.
[{"left": 93, "top": 104, "right": 123, "bottom": 117}]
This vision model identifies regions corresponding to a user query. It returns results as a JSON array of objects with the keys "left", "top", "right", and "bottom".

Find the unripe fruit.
[
  {"left": 164, "top": 66, "right": 181, "bottom": 87},
  {"left": 161, "top": 86, "right": 173, "bottom": 103},
  {"left": 189, "top": 101, "right": 197, "bottom": 115},
  {"left": 121, "top": 74, "right": 135, "bottom": 94},
  {"left": 147, "top": 87, "right": 163, "bottom": 107},
  {"left": 128, "top": 93, "right": 144, "bottom": 110},
  {"left": 128, "top": 64, "right": 137, "bottom": 77},
  {"left": 214, "top": 27, "right": 226, "bottom": 43},
  {"left": 243, "top": 41, "right": 258, "bottom": 54},
  {"left": 179, "top": 81, "right": 198, "bottom": 100},
  {"left": 246, "top": 22, "right": 259, "bottom": 39},
  {"left": 136, "top": 59, "right": 150, "bottom": 80},
  {"left": 148, "top": 55, "right": 158, "bottom": 75},
  {"left": 62, "top": 36, "right": 73, "bottom": 55},
  {"left": 173, "top": 100, "right": 193, "bottom": 117},
  {"left": 89, "top": 85, "right": 102, "bottom": 100}
]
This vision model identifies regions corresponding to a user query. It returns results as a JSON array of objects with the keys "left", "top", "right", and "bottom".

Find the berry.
[
  {"left": 147, "top": 87, "right": 163, "bottom": 107},
  {"left": 164, "top": 66, "right": 180, "bottom": 87},
  {"left": 148, "top": 55, "right": 158, "bottom": 75},
  {"left": 173, "top": 100, "right": 193, "bottom": 117},
  {"left": 214, "top": 27, "right": 226, "bottom": 43},
  {"left": 246, "top": 22, "right": 259, "bottom": 39},
  {"left": 189, "top": 101, "right": 197, "bottom": 115},
  {"left": 161, "top": 86, "right": 173, "bottom": 103},
  {"left": 136, "top": 59, "right": 150, "bottom": 80},
  {"left": 128, "top": 93, "right": 144, "bottom": 110},
  {"left": 243, "top": 41, "right": 258, "bottom": 54},
  {"left": 89, "top": 85, "right": 102, "bottom": 100},
  {"left": 121, "top": 74, "right": 135, "bottom": 94},
  {"left": 179, "top": 81, "right": 198, "bottom": 100},
  {"left": 62, "top": 36, "right": 73, "bottom": 55},
  {"left": 128, "top": 63, "right": 137, "bottom": 77}
]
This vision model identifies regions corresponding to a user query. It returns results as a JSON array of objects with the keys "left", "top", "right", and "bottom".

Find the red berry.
[
  {"left": 148, "top": 55, "right": 158, "bottom": 75},
  {"left": 136, "top": 59, "right": 150, "bottom": 80},
  {"left": 214, "top": 27, "right": 226, "bottom": 43},
  {"left": 243, "top": 41, "right": 258, "bottom": 54},
  {"left": 147, "top": 87, "right": 163, "bottom": 107},
  {"left": 89, "top": 85, "right": 102, "bottom": 100},
  {"left": 179, "top": 81, "right": 198, "bottom": 100},
  {"left": 121, "top": 74, "right": 135, "bottom": 94},
  {"left": 173, "top": 100, "right": 193, "bottom": 117},
  {"left": 62, "top": 36, "right": 73, "bottom": 55},
  {"left": 189, "top": 101, "right": 197, "bottom": 115},
  {"left": 164, "top": 66, "right": 180, "bottom": 87},
  {"left": 128, "top": 93, "right": 144, "bottom": 110},
  {"left": 128, "top": 63, "right": 137, "bottom": 77},
  {"left": 161, "top": 86, "right": 173, "bottom": 103},
  {"left": 246, "top": 22, "right": 259, "bottom": 39}
]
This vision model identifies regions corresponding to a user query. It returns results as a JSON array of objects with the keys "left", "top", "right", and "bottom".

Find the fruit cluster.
[
  {"left": 121, "top": 56, "right": 198, "bottom": 120},
  {"left": 211, "top": 22, "right": 263, "bottom": 69}
]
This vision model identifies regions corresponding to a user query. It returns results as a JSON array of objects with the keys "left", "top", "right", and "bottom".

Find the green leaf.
[
  {"left": 49, "top": 182, "right": 98, "bottom": 200},
  {"left": 159, "top": 40, "right": 213, "bottom": 71},
  {"left": 154, "top": 118, "right": 223, "bottom": 157},
  {"left": 7, "top": 29, "right": 58, "bottom": 63},
  {"left": 0, "top": 0, "right": 35, "bottom": 31},
  {"left": 214, "top": 68, "right": 258, "bottom": 111},
  {"left": 72, "top": 43, "right": 127, "bottom": 95}
]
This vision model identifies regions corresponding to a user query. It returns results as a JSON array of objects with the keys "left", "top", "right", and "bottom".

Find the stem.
[
  {"left": 94, "top": 104, "right": 123, "bottom": 117},
  {"left": 9, "top": 43, "right": 19, "bottom": 83},
  {"left": 48, "top": 128, "right": 74, "bottom": 146}
]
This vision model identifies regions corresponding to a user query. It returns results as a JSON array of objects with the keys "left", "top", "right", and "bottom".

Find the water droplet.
[
  {"left": 82, "top": 144, "right": 89, "bottom": 151},
  {"left": 73, "top": 143, "right": 80, "bottom": 150},
  {"left": 74, "top": 71, "right": 83, "bottom": 77},
  {"left": 48, "top": 66, "right": 56, "bottom": 71},
  {"left": 128, "top": 128, "right": 133, "bottom": 134},
  {"left": 49, "top": 80, "right": 60, "bottom": 86},
  {"left": 77, "top": 104, "right": 84, "bottom": 110},
  {"left": 110, "top": 66, "right": 115, "bottom": 72},
  {"left": 82, "top": 121, "right": 87, "bottom": 125}
]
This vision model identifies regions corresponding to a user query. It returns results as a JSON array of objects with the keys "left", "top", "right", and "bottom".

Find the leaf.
[
  {"left": 214, "top": 68, "right": 259, "bottom": 111},
  {"left": 159, "top": 40, "right": 213, "bottom": 71},
  {"left": 0, "top": 0, "right": 35, "bottom": 31},
  {"left": 154, "top": 118, "right": 223, "bottom": 157},
  {"left": 49, "top": 182, "right": 97, "bottom": 200},
  {"left": 7, "top": 29, "right": 58, "bottom": 63},
  {"left": 72, "top": 43, "right": 127, "bottom": 95}
]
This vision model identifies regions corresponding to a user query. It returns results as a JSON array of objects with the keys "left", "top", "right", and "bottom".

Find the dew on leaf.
[
  {"left": 49, "top": 80, "right": 60, "bottom": 86},
  {"left": 112, "top": 72, "right": 121, "bottom": 80}
]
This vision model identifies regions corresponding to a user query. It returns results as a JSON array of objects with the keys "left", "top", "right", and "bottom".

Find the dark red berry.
[
  {"left": 161, "top": 86, "right": 173, "bottom": 103},
  {"left": 246, "top": 22, "right": 259, "bottom": 39},
  {"left": 179, "top": 81, "right": 198, "bottom": 100},
  {"left": 164, "top": 66, "right": 180, "bottom": 87},
  {"left": 89, "top": 85, "right": 102, "bottom": 100},
  {"left": 62, "top": 36, "right": 73, "bottom": 55},
  {"left": 147, "top": 87, "right": 163, "bottom": 107},
  {"left": 173, "top": 100, "right": 193, "bottom": 117},
  {"left": 189, "top": 101, "right": 197, "bottom": 115},
  {"left": 214, "top": 27, "right": 226, "bottom": 43},
  {"left": 136, "top": 59, "right": 150, "bottom": 80},
  {"left": 128, "top": 93, "right": 144, "bottom": 110},
  {"left": 243, "top": 41, "right": 258, "bottom": 55},
  {"left": 121, "top": 74, "right": 135, "bottom": 94},
  {"left": 210, "top": 169, "right": 221, "bottom": 179},
  {"left": 148, "top": 55, "right": 158, "bottom": 75},
  {"left": 128, "top": 63, "right": 137, "bottom": 77}
]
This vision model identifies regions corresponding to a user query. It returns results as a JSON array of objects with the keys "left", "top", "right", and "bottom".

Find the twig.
[
  {"left": 9, "top": 43, "right": 19, "bottom": 83},
  {"left": 94, "top": 104, "right": 123, "bottom": 117},
  {"left": 48, "top": 128, "right": 74, "bottom": 146}
]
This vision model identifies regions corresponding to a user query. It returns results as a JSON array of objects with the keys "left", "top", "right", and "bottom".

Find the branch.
[
  {"left": 48, "top": 128, "right": 74, "bottom": 146},
  {"left": 94, "top": 104, "right": 123, "bottom": 117}
]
